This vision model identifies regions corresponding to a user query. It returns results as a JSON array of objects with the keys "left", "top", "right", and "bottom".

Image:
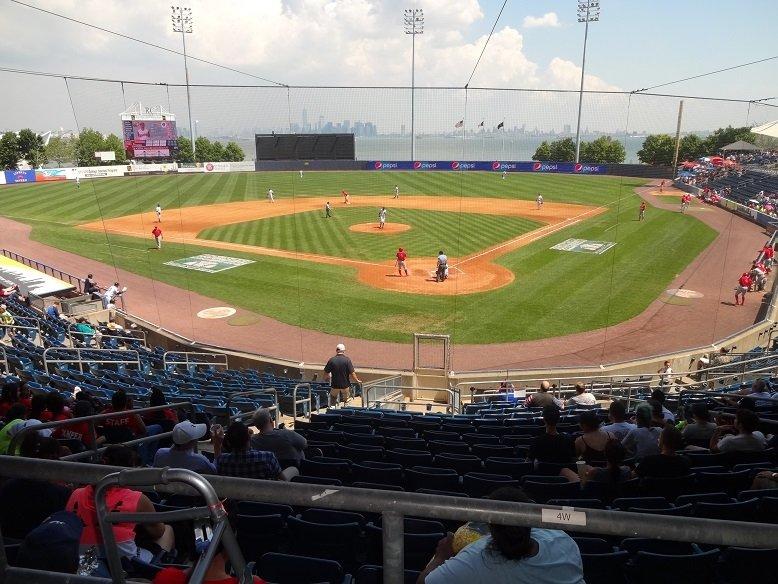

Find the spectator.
[
  {"left": 417, "top": 487, "right": 584, "bottom": 583},
  {"left": 213, "top": 421, "right": 295, "bottom": 481},
  {"left": 153, "top": 420, "right": 216, "bottom": 474},
  {"left": 250, "top": 408, "right": 307, "bottom": 468},
  {"left": 574, "top": 411, "right": 612, "bottom": 463},
  {"left": 650, "top": 389, "right": 676, "bottom": 421},
  {"left": 525, "top": 381, "right": 562, "bottom": 409},
  {"left": 0, "top": 404, "right": 28, "bottom": 454},
  {"left": 73, "top": 318, "right": 96, "bottom": 346},
  {"left": 16, "top": 511, "right": 83, "bottom": 575},
  {"left": 17, "top": 382, "right": 32, "bottom": 412},
  {"left": 53, "top": 400, "right": 104, "bottom": 449},
  {"left": 735, "top": 379, "right": 774, "bottom": 407},
  {"left": 0, "top": 435, "right": 71, "bottom": 540},
  {"left": 567, "top": 383, "right": 597, "bottom": 407},
  {"left": 622, "top": 403, "right": 661, "bottom": 460},
  {"left": 601, "top": 400, "right": 636, "bottom": 440},
  {"left": 66, "top": 445, "right": 174, "bottom": 563},
  {"left": 634, "top": 426, "right": 691, "bottom": 479},
  {"left": 751, "top": 470, "right": 778, "bottom": 491},
  {"left": 324, "top": 343, "right": 361, "bottom": 406},
  {"left": 46, "top": 392, "right": 73, "bottom": 422},
  {"left": 657, "top": 361, "right": 673, "bottom": 387},
  {"left": 0, "top": 381, "right": 19, "bottom": 417},
  {"left": 681, "top": 403, "right": 717, "bottom": 443},
  {"left": 102, "top": 390, "right": 160, "bottom": 465},
  {"left": 710, "top": 409, "right": 766, "bottom": 453},
  {"left": 528, "top": 405, "right": 575, "bottom": 464},
  {"left": 0, "top": 303, "right": 15, "bottom": 334},
  {"left": 45, "top": 303, "right": 63, "bottom": 320},
  {"left": 29, "top": 394, "right": 48, "bottom": 422},
  {"left": 144, "top": 388, "right": 179, "bottom": 431},
  {"left": 152, "top": 535, "right": 265, "bottom": 584},
  {"left": 83, "top": 274, "right": 101, "bottom": 300},
  {"left": 561, "top": 439, "right": 632, "bottom": 487}
]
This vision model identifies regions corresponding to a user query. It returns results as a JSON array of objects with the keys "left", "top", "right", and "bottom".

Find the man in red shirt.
[
  {"left": 736, "top": 272, "right": 752, "bottom": 306},
  {"left": 396, "top": 247, "right": 409, "bottom": 276},
  {"left": 152, "top": 225, "right": 163, "bottom": 249},
  {"left": 762, "top": 244, "right": 774, "bottom": 273}
]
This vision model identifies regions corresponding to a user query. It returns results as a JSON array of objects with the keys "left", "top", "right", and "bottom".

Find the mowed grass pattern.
[{"left": 199, "top": 208, "right": 542, "bottom": 262}]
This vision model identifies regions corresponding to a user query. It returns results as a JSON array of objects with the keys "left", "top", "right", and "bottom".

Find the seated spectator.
[
  {"left": 53, "top": 400, "right": 104, "bottom": 449},
  {"left": 525, "top": 381, "right": 562, "bottom": 409},
  {"left": 528, "top": 405, "right": 575, "bottom": 464},
  {"left": 144, "top": 388, "right": 179, "bottom": 432},
  {"left": 46, "top": 392, "right": 73, "bottom": 422},
  {"left": 29, "top": 394, "right": 49, "bottom": 423},
  {"left": 73, "top": 318, "right": 96, "bottom": 346},
  {"left": 102, "top": 389, "right": 160, "bottom": 465},
  {"left": 681, "top": 403, "right": 717, "bottom": 444},
  {"left": 153, "top": 420, "right": 216, "bottom": 474},
  {"left": 561, "top": 439, "right": 631, "bottom": 488},
  {"left": 213, "top": 421, "right": 295, "bottom": 481},
  {"left": 0, "top": 303, "right": 15, "bottom": 332},
  {"left": 0, "top": 283, "right": 19, "bottom": 298},
  {"left": 601, "top": 400, "right": 636, "bottom": 440},
  {"left": 710, "top": 408, "right": 766, "bottom": 453},
  {"left": 566, "top": 383, "right": 596, "bottom": 407},
  {"left": 634, "top": 426, "right": 690, "bottom": 479},
  {"left": 646, "top": 399, "right": 669, "bottom": 428},
  {"left": 650, "top": 389, "right": 676, "bottom": 422},
  {"left": 152, "top": 535, "right": 265, "bottom": 584},
  {"left": 45, "top": 303, "right": 63, "bottom": 320},
  {"left": 0, "top": 381, "right": 19, "bottom": 417},
  {"left": 250, "top": 408, "right": 307, "bottom": 468},
  {"left": 66, "top": 445, "right": 174, "bottom": 563},
  {"left": 574, "top": 411, "right": 612, "bottom": 464},
  {"left": 751, "top": 470, "right": 778, "bottom": 491},
  {"left": 17, "top": 382, "right": 32, "bottom": 412},
  {"left": 734, "top": 379, "right": 774, "bottom": 408},
  {"left": 0, "top": 434, "right": 71, "bottom": 540},
  {"left": 417, "top": 487, "right": 584, "bottom": 583},
  {"left": 16, "top": 511, "right": 83, "bottom": 575},
  {"left": 622, "top": 403, "right": 661, "bottom": 460}
]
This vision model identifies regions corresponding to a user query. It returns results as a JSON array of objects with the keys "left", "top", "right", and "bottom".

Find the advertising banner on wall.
[
  {"left": 35, "top": 169, "right": 68, "bottom": 182},
  {"left": 0, "top": 172, "right": 5, "bottom": 185},
  {"left": 368, "top": 161, "right": 608, "bottom": 174},
  {"left": 203, "top": 162, "right": 232, "bottom": 173},
  {"left": 128, "top": 163, "right": 177, "bottom": 174},
  {"left": 4, "top": 170, "right": 36, "bottom": 183},
  {"left": 71, "top": 166, "right": 126, "bottom": 179}
]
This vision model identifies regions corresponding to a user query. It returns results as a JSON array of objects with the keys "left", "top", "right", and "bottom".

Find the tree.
[
  {"left": 44, "top": 136, "right": 76, "bottom": 166},
  {"left": 74, "top": 128, "right": 106, "bottom": 166},
  {"left": 194, "top": 136, "right": 214, "bottom": 162},
  {"left": 176, "top": 137, "right": 194, "bottom": 164},
  {"left": 210, "top": 141, "right": 225, "bottom": 162},
  {"left": 637, "top": 134, "right": 675, "bottom": 165},
  {"left": 678, "top": 134, "right": 706, "bottom": 161},
  {"left": 532, "top": 141, "right": 552, "bottom": 161},
  {"left": 0, "top": 132, "right": 21, "bottom": 170},
  {"left": 103, "top": 134, "right": 127, "bottom": 165},
  {"left": 579, "top": 136, "right": 626, "bottom": 164},
  {"left": 223, "top": 141, "right": 244, "bottom": 162},
  {"left": 547, "top": 138, "right": 576, "bottom": 162},
  {"left": 17, "top": 129, "right": 46, "bottom": 168},
  {"left": 703, "top": 125, "right": 757, "bottom": 153}
]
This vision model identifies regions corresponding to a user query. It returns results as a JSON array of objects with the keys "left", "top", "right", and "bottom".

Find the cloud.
[
  {"left": 522, "top": 12, "right": 561, "bottom": 28},
  {"left": 545, "top": 57, "right": 620, "bottom": 91}
]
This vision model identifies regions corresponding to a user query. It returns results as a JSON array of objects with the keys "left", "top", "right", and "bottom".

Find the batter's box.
[
  {"left": 165, "top": 254, "right": 255, "bottom": 273},
  {"left": 551, "top": 238, "right": 616, "bottom": 255}
]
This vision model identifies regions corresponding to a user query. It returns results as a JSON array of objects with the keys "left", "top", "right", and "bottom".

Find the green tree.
[
  {"left": 210, "top": 141, "right": 225, "bottom": 162},
  {"left": 703, "top": 125, "right": 757, "bottom": 153},
  {"left": 0, "top": 132, "right": 21, "bottom": 170},
  {"left": 637, "top": 134, "right": 675, "bottom": 165},
  {"left": 103, "top": 133, "right": 127, "bottom": 165},
  {"left": 17, "top": 129, "right": 46, "bottom": 167},
  {"left": 44, "top": 136, "right": 76, "bottom": 166},
  {"left": 176, "top": 137, "right": 194, "bottom": 163},
  {"left": 579, "top": 136, "right": 626, "bottom": 164},
  {"left": 547, "top": 137, "right": 576, "bottom": 162},
  {"left": 532, "top": 141, "right": 552, "bottom": 161},
  {"left": 223, "top": 141, "right": 244, "bottom": 162},
  {"left": 678, "top": 134, "right": 706, "bottom": 161},
  {"left": 194, "top": 136, "right": 214, "bottom": 162},
  {"left": 74, "top": 128, "right": 106, "bottom": 166}
]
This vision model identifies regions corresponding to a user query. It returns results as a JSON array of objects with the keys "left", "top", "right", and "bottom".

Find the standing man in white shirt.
[
  {"left": 102, "top": 282, "right": 125, "bottom": 309},
  {"left": 267, "top": 188, "right": 275, "bottom": 203},
  {"left": 657, "top": 361, "right": 673, "bottom": 387},
  {"left": 155, "top": 203, "right": 162, "bottom": 222},
  {"left": 393, "top": 184, "right": 400, "bottom": 199}
]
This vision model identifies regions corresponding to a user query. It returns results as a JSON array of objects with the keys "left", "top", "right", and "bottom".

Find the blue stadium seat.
[
  {"left": 354, "top": 565, "right": 420, "bottom": 584},
  {"left": 405, "top": 467, "right": 460, "bottom": 492},
  {"left": 580, "top": 551, "right": 629, "bottom": 584},
  {"left": 364, "top": 524, "right": 444, "bottom": 571},
  {"left": 433, "top": 453, "right": 482, "bottom": 475},
  {"left": 462, "top": 472, "right": 519, "bottom": 498},
  {"left": 300, "top": 508, "right": 366, "bottom": 527},
  {"left": 235, "top": 514, "right": 285, "bottom": 562},
  {"left": 629, "top": 549, "right": 720, "bottom": 584},
  {"left": 286, "top": 517, "right": 361, "bottom": 572},
  {"left": 300, "top": 458, "right": 351, "bottom": 483},
  {"left": 720, "top": 547, "right": 778, "bottom": 584},
  {"left": 484, "top": 457, "right": 534, "bottom": 480},
  {"left": 258, "top": 552, "right": 348, "bottom": 584},
  {"left": 692, "top": 498, "right": 760, "bottom": 521},
  {"left": 351, "top": 461, "right": 403, "bottom": 486}
]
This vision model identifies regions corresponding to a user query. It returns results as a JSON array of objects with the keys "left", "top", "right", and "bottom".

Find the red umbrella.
[{"left": 709, "top": 156, "right": 725, "bottom": 166}]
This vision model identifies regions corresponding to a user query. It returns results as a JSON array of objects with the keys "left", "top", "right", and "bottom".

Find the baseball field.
[{"left": 0, "top": 171, "right": 716, "bottom": 343}]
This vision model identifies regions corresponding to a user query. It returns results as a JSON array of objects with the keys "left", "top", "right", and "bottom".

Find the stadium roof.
[
  {"left": 720, "top": 140, "right": 761, "bottom": 151},
  {"left": 751, "top": 120, "right": 778, "bottom": 139}
]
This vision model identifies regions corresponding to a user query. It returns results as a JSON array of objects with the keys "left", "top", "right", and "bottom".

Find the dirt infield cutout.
[
  {"left": 349, "top": 222, "right": 411, "bottom": 234},
  {"left": 79, "top": 195, "right": 605, "bottom": 296}
]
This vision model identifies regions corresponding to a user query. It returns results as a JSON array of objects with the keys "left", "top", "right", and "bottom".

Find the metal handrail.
[
  {"left": 2, "top": 457, "right": 778, "bottom": 584},
  {"left": 364, "top": 385, "right": 460, "bottom": 414},
  {"left": 7, "top": 401, "right": 193, "bottom": 461},
  {"left": 0, "top": 321, "right": 41, "bottom": 344},
  {"left": 42, "top": 347, "right": 141, "bottom": 374},
  {"left": 292, "top": 383, "right": 312, "bottom": 424},
  {"left": 162, "top": 350, "right": 229, "bottom": 370},
  {"left": 225, "top": 388, "right": 280, "bottom": 425}
]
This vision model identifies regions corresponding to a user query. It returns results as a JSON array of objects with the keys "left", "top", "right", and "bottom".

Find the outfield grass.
[
  {"left": 199, "top": 207, "right": 542, "bottom": 262},
  {"left": 0, "top": 172, "right": 718, "bottom": 343}
]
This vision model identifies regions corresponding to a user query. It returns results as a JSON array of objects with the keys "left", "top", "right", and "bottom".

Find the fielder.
[
  {"left": 680, "top": 193, "right": 690, "bottom": 213},
  {"left": 342, "top": 190, "right": 350, "bottom": 204},
  {"left": 299, "top": 169, "right": 304, "bottom": 178},
  {"left": 267, "top": 188, "right": 275, "bottom": 203},
  {"left": 378, "top": 207, "right": 387, "bottom": 230},
  {"left": 155, "top": 203, "right": 162, "bottom": 222},
  {"left": 151, "top": 225, "right": 163, "bottom": 249},
  {"left": 502, "top": 170, "right": 507, "bottom": 180},
  {"left": 396, "top": 247, "right": 409, "bottom": 276},
  {"left": 536, "top": 193, "right": 544, "bottom": 209},
  {"left": 639, "top": 201, "right": 647, "bottom": 221},
  {"left": 325, "top": 201, "right": 332, "bottom": 218},
  {"left": 76, "top": 176, "right": 80, "bottom": 189},
  {"left": 393, "top": 184, "right": 399, "bottom": 199}
]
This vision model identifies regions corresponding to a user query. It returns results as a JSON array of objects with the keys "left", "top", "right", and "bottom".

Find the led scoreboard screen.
[{"left": 123, "top": 120, "right": 178, "bottom": 159}]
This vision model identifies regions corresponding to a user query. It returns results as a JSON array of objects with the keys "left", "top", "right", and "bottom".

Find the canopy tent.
[
  {"left": 751, "top": 120, "right": 778, "bottom": 139},
  {"left": 720, "top": 140, "right": 761, "bottom": 152}
]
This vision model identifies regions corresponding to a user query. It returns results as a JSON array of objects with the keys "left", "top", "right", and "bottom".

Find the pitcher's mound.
[{"left": 349, "top": 222, "right": 411, "bottom": 234}]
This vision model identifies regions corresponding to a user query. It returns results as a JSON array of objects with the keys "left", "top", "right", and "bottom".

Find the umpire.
[{"left": 324, "top": 343, "right": 361, "bottom": 407}]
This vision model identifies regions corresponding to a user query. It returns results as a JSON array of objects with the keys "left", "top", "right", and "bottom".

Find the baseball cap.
[
  {"left": 17, "top": 511, "right": 84, "bottom": 574},
  {"left": 336, "top": 343, "right": 346, "bottom": 352},
  {"left": 172, "top": 420, "right": 208, "bottom": 445},
  {"left": 10, "top": 419, "right": 52, "bottom": 438}
]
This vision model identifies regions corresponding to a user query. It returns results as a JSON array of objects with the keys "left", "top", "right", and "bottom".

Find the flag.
[
  {"left": 454, "top": 120, "right": 464, "bottom": 128},
  {"left": 497, "top": 121, "right": 504, "bottom": 129},
  {"left": 478, "top": 121, "right": 484, "bottom": 127}
]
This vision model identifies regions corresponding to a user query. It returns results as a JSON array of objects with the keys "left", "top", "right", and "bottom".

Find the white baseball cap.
[
  {"left": 10, "top": 419, "right": 52, "bottom": 438},
  {"left": 172, "top": 421, "right": 208, "bottom": 445},
  {"left": 336, "top": 343, "right": 346, "bottom": 352}
]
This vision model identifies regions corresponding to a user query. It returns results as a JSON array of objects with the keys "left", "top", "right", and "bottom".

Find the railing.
[
  {"left": 163, "top": 350, "right": 229, "bottom": 370},
  {"left": 42, "top": 347, "right": 141, "bottom": 374},
  {"left": 6, "top": 402, "right": 193, "bottom": 462},
  {"left": 361, "top": 374, "right": 403, "bottom": 407},
  {"left": 364, "top": 385, "right": 460, "bottom": 414},
  {"left": 1, "top": 457, "right": 777, "bottom": 584},
  {"left": 291, "top": 383, "right": 313, "bottom": 423},
  {"left": 0, "top": 248, "right": 82, "bottom": 292},
  {"left": 224, "top": 388, "right": 280, "bottom": 426},
  {"left": 67, "top": 323, "right": 147, "bottom": 349},
  {"left": 0, "top": 319, "right": 42, "bottom": 345}
]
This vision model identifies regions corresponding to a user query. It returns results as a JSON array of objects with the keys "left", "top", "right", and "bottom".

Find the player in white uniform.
[
  {"left": 76, "top": 176, "right": 80, "bottom": 189},
  {"left": 536, "top": 193, "right": 544, "bottom": 209},
  {"left": 299, "top": 169, "right": 304, "bottom": 178},
  {"left": 393, "top": 185, "right": 399, "bottom": 199},
  {"left": 155, "top": 203, "right": 162, "bottom": 222},
  {"left": 502, "top": 170, "right": 507, "bottom": 180},
  {"left": 378, "top": 207, "right": 387, "bottom": 230},
  {"left": 267, "top": 189, "right": 275, "bottom": 203}
]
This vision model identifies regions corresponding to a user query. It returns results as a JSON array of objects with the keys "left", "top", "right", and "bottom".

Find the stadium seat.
[
  {"left": 236, "top": 502, "right": 294, "bottom": 519},
  {"left": 351, "top": 461, "right": 403, "bottom": 486},
  {"left": 462, "top": 472, "right": 519, "bottom": 498},
  {"left": 572, "top": 537, "right": 613, "bottom": 554},
  {"left": 258, "top": 553, "right": 348, "bottom": 584},
  {"left": 521, "top": 480, "right": 579, "bottom": 503},
  {"left": 547, "top": 498, "right": 605, "bottom": 509},
  {"left": 337, "top": 444, "right": 385, "bottom": 463},
  {"left": 405, "top": 467, "right": 460, "bottom": 492},
  {"left": 354, "top": 565, "right": 420, "bottom": 584},
  {"left": 484, "top": 457, "right": 534, "bottom": 480},
  {"left": 620, "top": 538, "right": 696, "bottom": 556},
  {"left": 719, "top": 547, "right": 778, "bottom": 584},
  {"left": 695, "top": 470, "right": 752, "bottom": 495},
  {"left": 291, "top": 476, "right": 343, "bottom": 487},
  {"left": 300, "top": 508, "right": 366, "bottom": 527},
  {"left": 286, "top": 517, "right": 361, "bottom": 572},
  {"left": 692, "top": 498, "right": 760, "bottom": 522},
  {"left": 300, "top": 458, "right": 351, "bottom": 483},
  {"left": 612, "top": 497, "right": 670, "bottom": 511},
  {"left": 629, "top": 549, "right": 721, "bottom": 584},
  {"left": 433, "top": 453, "right": 482, "bottom": 475},
  {"left": 385, "top": 448, "right": 434, "bottom": 467},
  {"left": 427, "top": 440, "right": 470, "bottom": 455},
  {"left": 640, "top": 475, "right": 696, "bottom": 501},
  {"left": 364, "top": 524, "right": 444, "bottom": 571},
  {"left": 470, "top": 444, "right": 516, "bottom": 459},
  {"left": 580, "top": 551, "right": 629, "bottom": 584},
  {"left": 236, "top": 514, "right": 285, "bottom": 562}
]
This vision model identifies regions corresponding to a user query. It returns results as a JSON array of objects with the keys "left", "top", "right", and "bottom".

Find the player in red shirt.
[
  {"left": 735, "top": 272, "right": 752, "bottom": 306},
  {"left": 762, "top": 244, "right": 774, "bottom": 273},
  {"left": 396, "top": 247, "right": 409, "bottom": 276},
  {"left": 659, "top": 180, "right": 665, "bottom": 193},
  {"left": 152, "top": 225, "right": 163, "bottom": 249}
]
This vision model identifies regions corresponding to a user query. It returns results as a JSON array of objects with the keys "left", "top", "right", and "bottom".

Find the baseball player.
[
  {"left": 735, "top": 272, "right": 752, "bottom": 305},
  {"left": 299, "top": 169, "right": 304, "bottom": 178},
  {"left": 151, "top": 225, "right": 163, "bottom": 249},
  {"left": 267, "top": 188, "right": 275, "bottom": 203},
  {"left": 660, "top": 180, "right": 665, "bottom": 193},
  {"left": 378, "top": 207, "right": 387, "bottom": 230},
  {"left": 393, "top": 184, "right": 399, "bottom": 199},
  {"left": 536, "top": 193, "right": 544, "bottom": 209},
  {"left": 325, "top": 201, "right": 332, "bottom": 218},
  {"left": 681, "top": 193, "right": 691, "bottom": 213},
  {"left": 639, "top": 201, "right": 647, "bottom": 221},
  {"left": 396, "top": 247, "right": 409, "bottom": 276},
  {"left": 76, "top": 176, "right": 80, "bottom": 189},
  {"left": 502, "top": 170, "right": 507, "bottom": 180},
  {"left": 155, "top": 203, "right": 162, "bottom": 222},
  {"left": 342, "top": 190, "right": 350, "bottom": 205}
]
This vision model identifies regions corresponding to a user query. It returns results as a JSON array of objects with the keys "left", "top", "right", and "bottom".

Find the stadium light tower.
[
  {"left": 404, "top": 8, "right": 423, "bottom": 161},
  {"left": 574, "top": 0, "right": 599, "bottom": 164},
  {"left": 171, "top": 6, "right": 196, "bottom": 160}
]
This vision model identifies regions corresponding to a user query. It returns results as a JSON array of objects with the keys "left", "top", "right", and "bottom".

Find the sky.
[{"left": 0, "top": 0, "right": 776, "bottom": 136}]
